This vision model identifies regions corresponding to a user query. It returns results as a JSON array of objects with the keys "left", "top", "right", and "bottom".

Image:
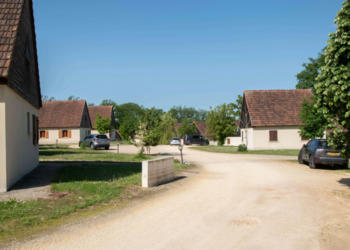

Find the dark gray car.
[
  {"left": 79, "top": 134, "right": 110, "bottom": 150},
  {"left": 184, "top": 134, "right": 209, "bottom": 146},
  {"left": 298, "top": 139, "right": 348, "bottom": 169}
]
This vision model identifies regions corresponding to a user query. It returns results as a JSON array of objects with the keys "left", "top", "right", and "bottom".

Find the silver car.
[
  {"left": 79, "top": 134, "right": 110, "bottom": 150},
  {"left": 170, "top": 137, "right": 181, "bottom": 146}
]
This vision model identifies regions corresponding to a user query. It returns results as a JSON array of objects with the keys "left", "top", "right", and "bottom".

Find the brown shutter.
[
  {"left": 32, "top": 114, "right": 36, "bottom": 145},
  {"left": 46, "top": 131, "right": 49, "bottom": 138},
  {"left": 36, "top": 116, "right": 39, "bottom": 144},
  {"left": 227, "top": 138, "right": 230, "bottom": 145},
  {"left": 59, "top": 130, "right": 62, "bottom": 138},
  {"left": 68, "top": 130, "right": 72, "bottom": 138},
  {"left": 269, "top": 130, "right": 277, "bottom": 141}
]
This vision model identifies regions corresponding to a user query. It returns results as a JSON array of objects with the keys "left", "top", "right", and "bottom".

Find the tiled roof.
[
  {"left": 87, "top": 106, "right": 113, "bottom": 129},
  {"left": 0, "top": 0, "right": 23, "bottom": 77},
  {"left": 244, "top": 89, "right": 312, "bottom": 127},
  {"left": 39, "top": 100, "right": 87, "bottom": 128},
  {"left": 193, "top": 121, "right": 214, "bottom": 137}
]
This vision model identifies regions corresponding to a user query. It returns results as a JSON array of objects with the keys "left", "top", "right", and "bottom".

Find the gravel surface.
[{"left": 5, "top": 146, "right": 350, "bottom": 249}]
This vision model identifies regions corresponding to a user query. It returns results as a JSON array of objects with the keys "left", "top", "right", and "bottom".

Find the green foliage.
[
  {"left": 206, "top": 103, "right": 238, "bottom": 146},
  {"left": 87, "top": 103, "right": 95, "bottom": 106},
  {"left": 314, "top": 0, "right": 350, "bottom": 158},
  {"left": 238, "top": 144, "right": 247, "bottom": 152},
  {"left": 296, "top": 47, "right": 326, "bottom": 89},
  {"left": 94, "top": 113, "right": 112, "bottom": 134},
  {"left": 178, "top": 118, "right": 198, "bottom": 137},
  {"left": 80, "top": 141, "right": 86, "bottom": 150},
  {"left": 41, "top": 95, "right": 56, "bottom": 101},
  {"left": 168, "top": 105, "right": 207, "bottom": 122},
  {"left": 233, "top": 94, "right": 243, "bottom": 119},
  {"left": 158, "top": 112, "right": 177, "bottom": 144},
  {"left": 298, "top": 97, "right": 327, "bottom": 139},
  {"left": 67, "top": 95, "right": 80, "bottom": 101}
]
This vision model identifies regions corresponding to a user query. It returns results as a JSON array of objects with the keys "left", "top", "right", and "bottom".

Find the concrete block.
[{"left": 142, "top": 157, "right": 174, "bottom": 188}]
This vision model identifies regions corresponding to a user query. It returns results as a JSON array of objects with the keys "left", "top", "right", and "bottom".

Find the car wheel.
[
  {"left": 298, "top": 153, "right": 306, "bottom": 164},
  {"left": 309, "top": 155, "right": 317, "bottom": 169},
  {"left": 105, "top": 146, "right": 109, "bottom": 150},
  {"left": 90, "top": 143, "right": 95, "bottom": 150}
]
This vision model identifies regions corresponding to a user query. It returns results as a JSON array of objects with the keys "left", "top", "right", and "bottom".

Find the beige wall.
[
  {"left": 0, "top": 85, "right": 39, "bottom": 192},
  {"left": 142, "top": 157, "right": 174, "bottom": 187},
  {"left": 39, "top": 128, "right": 90, "bottom": 145},
  {"left": 224, "top": 137, "right": 241, "bottom": 146},
  {"left": 91, "top": 130, "right": 116, "bottom": 141},
  {"left": 251, "top": 126, "right": 308, "bottom": 150}
]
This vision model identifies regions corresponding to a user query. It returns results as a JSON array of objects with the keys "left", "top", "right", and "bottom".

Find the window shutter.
[
  {"left": 36, "top": 116, "right": 39, "bottom": 144},
  {"left": 46, "top": 131, "right": 49, "bottom": 138},
  {"left": 269, "top": 131, "right": 277, "bottom": 141},
  {"left": 227, "top": 138, "right": 230, "bottom": 145},
  {"left": 32, "top": 114, "right": 36, "bottom": 145},
  {"left": 59, "top": 130, "right": 62, "bottom": 138},
  {"left": 68, "top": 130, "right": 72, "bottom": 138}
]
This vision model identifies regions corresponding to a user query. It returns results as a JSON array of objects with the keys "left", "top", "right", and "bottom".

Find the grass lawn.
[
  {"left": 1, "top": 146, "right": 193, "bottom": 241},
  {"left": 39, "top": 144, "right": 148, "bottom": 162},
  {"left": 191, "top": 146, "right": 299, "bottom": 156}
]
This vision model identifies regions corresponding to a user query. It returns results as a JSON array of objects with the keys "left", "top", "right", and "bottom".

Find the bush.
[
  {"left": 238, "top": 144, "right": 247, "bottom": 152},
  {"left": 80, "top": 142, "right": 86, "bottom": 150}
]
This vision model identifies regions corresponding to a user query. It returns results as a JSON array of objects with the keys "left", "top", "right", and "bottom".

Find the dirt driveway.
[{"left": 11, "top": 146, "right": 350, "bottom": 250}]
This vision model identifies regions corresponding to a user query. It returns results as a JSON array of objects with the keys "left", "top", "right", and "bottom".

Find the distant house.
[
  {"left": 87, "top": 106, "right": 116, "bottom": 141},
  {"left": 240, "top": 89, "right": 313, "bottom": 150},
  {"left": 38, "top": 100, "right": 92, "bottom": 144},
  {"left": 0, "top": 0, "right": 42, "bottom": 192}
]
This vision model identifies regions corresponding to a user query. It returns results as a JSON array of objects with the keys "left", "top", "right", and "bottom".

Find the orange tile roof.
[
  {"left": 39, "top": 100, "right": 88, "bottom": 128},
  {"left": 0, "top": 0, "right": 23, "bottom": 77},
  {"left": 87, "top": 106, "right": 113, "bottom": 129},
  {"left": 244, "top": 89, "right": 312, "bottom": 127},
  {"left": 193, "top": 121, "right": 214, "bottom": 137}
]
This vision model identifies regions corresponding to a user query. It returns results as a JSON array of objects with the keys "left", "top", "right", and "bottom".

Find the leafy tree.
[
  {"left": 114, "top": 102, "right": 144, "bottom": 130},
  {"left": 41, "top": 95, "right": 56, "bottom": 101},
  {"left": 298, "top": 96, "right": 327, "bottom": 139},
  {"left": 178, "top": 118, "right": 198, "bottom": 137},
  {"left": 206, "top": 103, "right": 237, "bottom": 146},
  {"left": 196, "top": 109, "right": 208, "bottom": 121},
  {"left": 296, "top": 47, "right": 326, "bottom": 89},
  {"left": 94, "top": 113, "right": 112, "bottom": 134},
  {"left": 314, "top": 0, "right": 350, "bottom": 158},
  {"left": 233, "top": 94, "right": 243, "bottom": 119},
  {"left": 158, "top": 112, "right": 177, "bottom": 144},
  {"left": 87, "top": 103, "right": 95, "bottom": 106},
  {"left": 169, "top": 105, "right": 207, "bottom": 122},
  {"left": 67, "top": 95, "right": 80, "bottom": 101},
  {"left": 136, "top": 107, "right": 162, "bottom": 154}
]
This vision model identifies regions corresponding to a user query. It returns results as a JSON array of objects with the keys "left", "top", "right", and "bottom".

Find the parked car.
[
  {"left": 184, "top": 134, "right": 209, "bottom": 146},
  {"left": 170, "top": 137, "right": 181, "bottom": 146},
  {"left": 298, "top": 139, "right": 348, "bottom": 169},
  {"left": 79, "top": 134, "right": 110, "bottom": 150}
]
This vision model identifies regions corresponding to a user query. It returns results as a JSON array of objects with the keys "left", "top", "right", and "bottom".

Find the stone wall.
[{"left": 142, "top": 157, "right": 174, "bottom": 188}]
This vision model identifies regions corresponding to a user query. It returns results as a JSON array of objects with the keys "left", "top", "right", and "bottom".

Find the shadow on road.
[{"left": 338, "top": 178, "right": 350, "bottom": 189}]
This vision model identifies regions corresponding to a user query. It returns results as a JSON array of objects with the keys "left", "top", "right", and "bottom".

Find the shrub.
[
  {"left": 80, "top": 142, "right": 86, "bottom": 150},
  {"left": 238, "top": 144, "right": 247, "bottom": 152}
]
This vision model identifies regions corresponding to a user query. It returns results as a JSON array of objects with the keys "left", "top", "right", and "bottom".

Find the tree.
[
  {"left": 206, "top": 103, "right": 237, "bottom": 146},
  {"left": 67, "top": 95, "right": 80, "bottom": 101},
  {"left": 94, "top": 113, "right": 112, "bottom": 134},
  {"left": 41, "top": 95, "right": 55, "bottom": 101},
  {"left": 87, "top": 103, "right": 95, "bottom": 106},
  {"left": 314, "top": 0, "right": 350, "bottom": 158},
  {"left": 136, "top": 108, "right": 162, "bottom": 154},
  {"left": 168, "top": 105, "right": 207, "bottom": 122},
  {"left": 158, "top": 112, "right": 177, "bottom": 144},
  {"left": 298, "top": 96, "right": 327, "bottom": 139},
  {"left": 177, "top": 118, "right": 197, "bottom": 137},
  {"left": 233, "top": 94, "right": 243, "bottom": 119},
  {"left": 196, "top": 109, "right": 208, "bottom": 121},
  {"left": 114, "top": 102, "right": 144, "bottom": 130},
  {"left": 296, "top": 47, "right": 326, "bottom": 89}
]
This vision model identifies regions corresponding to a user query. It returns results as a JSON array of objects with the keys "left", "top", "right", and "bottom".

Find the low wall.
[{"left": 142, "top": 157, "right": 174, "bottom": 187}]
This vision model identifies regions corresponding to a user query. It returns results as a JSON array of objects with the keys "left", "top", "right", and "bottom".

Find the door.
[
  {"left": 227, "top": 138, "right": 230, "bottom": 145},
  {"left": 304, "top": 140, "right": 314, "bottom": 160}
]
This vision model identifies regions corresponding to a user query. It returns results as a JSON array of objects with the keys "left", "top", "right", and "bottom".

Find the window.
[
  {"left": 269, "top": 130, "right": 278, "bottom": 142},
  {"left": 32, "top": 115, "right": 38, "bottom": 145},
  {"left": 40, "top": 131, "right": 46, "bottom": 138},
  {"left": 27, "top": 112, "right": 30, "bottom": 134},
  {"left": 62, "top": 130, "right": 68, "bottom": 138},
  {"left": 96, "top": 135, "right": 108, "bottom": 139}
]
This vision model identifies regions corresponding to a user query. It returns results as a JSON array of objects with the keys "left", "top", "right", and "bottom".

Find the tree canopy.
[
  {"left": 177, "top": 118, "right": 198, "bottom": 138},
  {"left": 94, "top": 113, "right": 112, "bottom": 134},
  {"left": 314, "top": 0, "right": 350, "bottom": 158},
  {"left": 169, "top": 105, "right": 207, "bottom": 122}
]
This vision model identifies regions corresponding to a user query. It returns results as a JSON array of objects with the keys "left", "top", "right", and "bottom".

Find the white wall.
[
  {"left": 38, "top": 128, "right": 90, "bottom": 145},
  {"left": 0, "top": 85, "right": 39, "bottom": 192},
  {"left": 142, "top": 157, "right": 174, "bottom": 187},
  {"left": 251, "top": 126, "right": 308, "bottom": 150},
  {"left": 224, "top": 137, "right": 241, "bottom": 146}
]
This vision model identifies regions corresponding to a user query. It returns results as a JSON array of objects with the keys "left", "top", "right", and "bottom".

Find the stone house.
[
  {"left": 0, "top": 0, "right": 42, "bottom": 192},
  {"left": 87, "top": 106, "right": 116, "bottom": 140},
  {"left": 240, "top": 89, "right": 312, "bottom": 150},
  {"left": 38, "top": 100, "right": 92, "bottom": 144}
]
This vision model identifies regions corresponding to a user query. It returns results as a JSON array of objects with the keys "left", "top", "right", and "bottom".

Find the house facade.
[
  {"left": 240, "top": 89, "right": 313, "bottom": 150},
  {"left": 0, "top": 0, "right": 42, "bottom": 192},
  {"left": 38, "top": 100, "right": 92, "bottom": 144},
  {"left": 87, "top": 106, "right": 116, "bottom": 140}
]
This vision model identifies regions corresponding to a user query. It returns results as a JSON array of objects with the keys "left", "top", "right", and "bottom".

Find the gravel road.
[{"left": 8, "top": 146, "right": 350, "bottom": 250}]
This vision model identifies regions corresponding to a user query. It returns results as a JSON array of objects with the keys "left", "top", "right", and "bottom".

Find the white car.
[{"left": 170, "top": 137, "right": 181, "bottom": 146}]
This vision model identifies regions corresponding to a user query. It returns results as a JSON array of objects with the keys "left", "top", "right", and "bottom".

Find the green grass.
[
  {"left": 190, "top": 146, "right": 299, "bottom": 156},
  {"left": 39, "top": 144, "right": 149, "bottom": 162}
]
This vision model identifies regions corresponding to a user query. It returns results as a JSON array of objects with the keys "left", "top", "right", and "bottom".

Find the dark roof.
[
  {"left": 39, "top": 100, "right": 89, "bottom": 128},
  {"left": 87, "top": 106, "right": 113, "bottom": 129},
  {"left": 0, "top": 0, "right": 42, "bottom": 108},
  {"left": 193, "top": 121, "right": 214, "bottom": 137},
  {"left": 0, "top": 0, "right": 22, "bottom": 77},
  {"left": 244, "top": 89, "right": 312, "bottom": 127}
]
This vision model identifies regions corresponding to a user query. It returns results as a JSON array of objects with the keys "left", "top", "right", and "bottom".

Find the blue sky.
[{"left": 34, "top": 0, "right": 343, "bottom": 111}]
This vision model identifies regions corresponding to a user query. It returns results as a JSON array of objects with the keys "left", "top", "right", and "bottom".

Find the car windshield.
[
  {"left": 171, "top": 138, "right": 180, "bottom": 140},
  {"left": 96, "top": 135, "right": 108, "bottom": 139},
  {"left": 318, "top": 140, "right": 329, "bottom": 147}
]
